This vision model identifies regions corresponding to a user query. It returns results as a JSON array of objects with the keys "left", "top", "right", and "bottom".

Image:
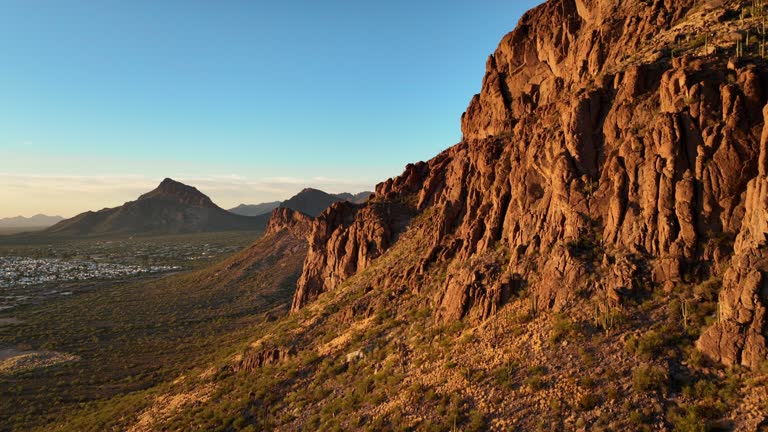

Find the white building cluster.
[{"left": 0, "top": 256, "right": 180, "bottom": 288}]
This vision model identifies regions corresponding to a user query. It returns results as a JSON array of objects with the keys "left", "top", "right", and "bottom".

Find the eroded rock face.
[
  {"left": 265, "top": 207, "right": 313, "bottom": 239},
  {"left": 291, "top": 0, "right": 768, "bottom": 368},
  {"left": 460, "top": 0, "right": 694, "bottom": 141},
  {"left": 697, "top": 118, "right": 768, "bottom": 368},
  {"left": 697, "top": 251, "right": 768, "bottom": 368},
  {"left": 291, "top": 201, "right": 412, "bottom": 312},
  {"left": 232, "top": 344, "right": 295, "bottom": 372}
]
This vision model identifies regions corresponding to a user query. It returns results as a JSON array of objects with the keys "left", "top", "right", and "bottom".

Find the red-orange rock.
[{"left": 289, "top": 0, "right": 768, "bottom": 369}]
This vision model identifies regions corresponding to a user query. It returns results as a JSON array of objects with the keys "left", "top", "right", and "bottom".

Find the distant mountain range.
[
  {"left": 1, "top": 180, "right": 371, "bottom": 238},
  {"left": 45, "top": 178, "right": 269, "bottom": 236},
  {"left": 0, "top": 214, "right": 64, "bottom": 228},
  {"left": 333, "top": 192, "right": 371, "bottom": 204},
  {"left": 230, "top": 189, "right": 372, "bottom": 217},
  {"left": 228, "top": 201, "right": 282, "bottom": 217}
]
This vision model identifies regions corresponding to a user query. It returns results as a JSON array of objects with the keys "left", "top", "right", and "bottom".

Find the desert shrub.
[
  {"left": 524, "top": 375, "right": 545, "bottom": 390},
  {"left": 466, "top": 410, "right": 486, "bottom": 432},
  {"left": 440, "top": 394, "right": 463, "bottom": 428},
  {"left": 549, "top": 398, "right": 562, "bottom": 411},
  {"left": 668, "top": 405, "right": 707, "bottom": 432},
  {"left": 683, "top": 379, "right": 718, "bottom": 400},
  {"left": 632, "top": 364, "right": 668, "bottom": 392},
  {"left": 606, "top": 384, "right": 620, "bottom": 401},
  {"left": 627, "top": 329, "right": 676, "bottom": 358},
  {"left": 719, "top": 369, "right": 743, "bottom": 403},
  {"left": 629, "top": 409, "right": 649, "bottom": 425},
  {"left": 578, "top": 376, "right": 596, "bottom": 389},
  {"left": 578, "top": 393, "right": 599, "bottom": 411},
  {"left": 523, "top": 366, "right": 547, "bottom": 390},
  {"left": 637, "top": 330, "right": 666, "bottom": 354},
  {"left": 549, "top": 315, "right": 577, "bottom": 345},
  {"left": 578, "top": 347, "right": 595, "bottom": 366},
  {"left": 687, "top": 348, "right": 707, "bottom": 368},
  {"left": 493, "top": 363, "right": 516, "bottom": 389},
  {"left": 412, "top": 306, "right": 432, "bottom": 319},
  {"left": 694, "top": 278, "right": 720, "bottom": 302},
  {"left": 458, "top": 332, "right": 476, "bottom": 345},
  {"left": 689, "top": 34, "right": 707, "bottom": 49},
  {"left": 509, "top": 324, "right": 527, "bottom": 337},
  {"left": 462, "top": 367, "right": 484, "bottom": 382},
  {"left": 567, "top": 235, "right": 598, "bottom": 258},
  {"left": 422, "top": 420, "right": 441, "bottom": 432}
]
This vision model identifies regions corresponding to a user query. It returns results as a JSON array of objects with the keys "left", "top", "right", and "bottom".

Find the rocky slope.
[
  {"left": 48, "top": 1, "right": 768, "bottom": 431},
  {"left": 45, "top": 178, "right": 269, "bottom": 236},
  {"left": 204, "top": 0, "right": 768, "bottom": 428},
  {"left": 194, "top": 207, "right": 312, "bottom": 310},
  {"left": 293, "top": 0, "right": 768, "bottom": 369}
]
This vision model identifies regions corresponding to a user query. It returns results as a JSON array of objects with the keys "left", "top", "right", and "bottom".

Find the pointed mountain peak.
[
  {"left": 159, "top": 177, "right": 182, "bottom": 187},
  {"left": 156, "top": 177, "right": 193, "bottom": 192},
  {"left": 138, "top": 178, "right": 218, "bottom": 208},
  {"left": 298, "top": 187, "right": 323, "bottom": 194}
]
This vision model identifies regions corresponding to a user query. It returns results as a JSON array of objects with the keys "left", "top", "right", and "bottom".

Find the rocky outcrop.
[
  {"left": 697, "top": 107, "right": 768, "bottom": 368},
  {"left": 232, "top": 343, "right": 295, "bottom": 372},
  {"left": 460, "top": 0, "right": 694, "bottom": 141},
  {"left": 697, "top": 251, "right": 768, "bottom": 368},
  {"left": 291, "top": 201, "right": 412, "bottom": 312},
  {"left": 265, "top": 207, "right": 312, "bottom": 239},
  {"left": 290, "top": 0, "right": 768, "bottom": 368}
]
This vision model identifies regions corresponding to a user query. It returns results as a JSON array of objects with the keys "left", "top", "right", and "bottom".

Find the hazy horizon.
[
  {"left": 1, "top": 0, "right": 542, "bottom": 218},
  {"left": 0, "top": 174, "right": 377, "bottom": 219}
]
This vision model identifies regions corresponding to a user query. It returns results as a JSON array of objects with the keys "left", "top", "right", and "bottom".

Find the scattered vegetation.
[
  {"left": 632, "top": 364, "right": 669, "bottom": 393},
  {"left": 524, "top": 365, "right": 548, "bottom": 390},
  {"left": 578, "top": 393, "right": 600, "bottom": 411},
  {"left": 0, "top": 231, "right": 296, "bottom": 431},
  {"left": 549, "top": 314, "right": 578, "bottom": 345}
]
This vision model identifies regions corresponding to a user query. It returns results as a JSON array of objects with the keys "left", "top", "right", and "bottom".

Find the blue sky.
[{"left": 0, "top": 0, "right": 542, "bottom": 217}]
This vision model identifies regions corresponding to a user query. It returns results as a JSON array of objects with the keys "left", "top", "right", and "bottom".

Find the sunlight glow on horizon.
[
  {"left": 0, "top": 0, "right": 544, "bottom": 217},
  {"left": 0, "top": 173, "right": 379, "bottom": 218}
]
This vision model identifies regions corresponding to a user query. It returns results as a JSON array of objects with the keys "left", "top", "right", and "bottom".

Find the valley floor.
[
  {"left": 40, "top": 214, "right": 768, "bottom": 432},
  {"left": 0, "top": 230, "right": 289, "bottom": 432}
]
